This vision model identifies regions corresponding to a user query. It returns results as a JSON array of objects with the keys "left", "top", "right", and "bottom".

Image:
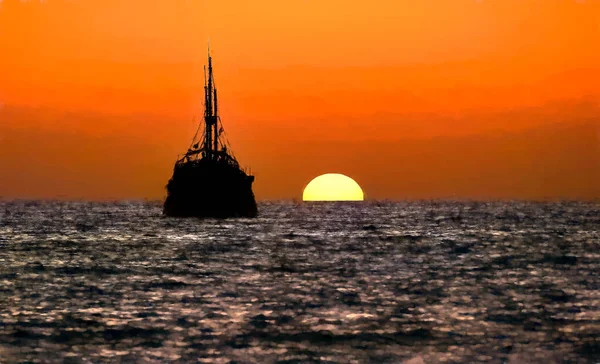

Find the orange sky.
[{"left": 1, "top": 0, "right": 599, "bottom": 200}]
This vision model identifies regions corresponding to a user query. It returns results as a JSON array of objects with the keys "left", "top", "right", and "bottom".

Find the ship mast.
[{"left": 204, "top": 48, "right": 219, "bottom": 158}]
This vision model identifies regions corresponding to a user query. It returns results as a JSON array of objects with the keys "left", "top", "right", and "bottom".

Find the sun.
[{"left": 302, "top": 173, "right": 365, "bottom": 201}]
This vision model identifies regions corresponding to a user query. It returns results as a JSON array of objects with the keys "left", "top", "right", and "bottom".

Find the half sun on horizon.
[{"left": 302, "top": 173, "right": 364, "bottom": 201}]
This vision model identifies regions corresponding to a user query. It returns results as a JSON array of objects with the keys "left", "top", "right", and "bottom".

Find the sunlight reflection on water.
[{"left": 0, "top": 201, "right": 599, "bottom": 362}]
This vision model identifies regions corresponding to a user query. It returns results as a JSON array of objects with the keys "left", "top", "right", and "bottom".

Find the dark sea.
[{"left": 0, "top": 201, "right": 599, "bottom": 363}]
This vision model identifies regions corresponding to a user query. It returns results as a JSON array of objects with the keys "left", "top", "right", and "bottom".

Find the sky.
[{"left": 0, "top": 0, "right": 599, "bottom": 200}]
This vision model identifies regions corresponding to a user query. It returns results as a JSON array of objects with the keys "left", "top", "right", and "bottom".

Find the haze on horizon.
[{"left": 0, "top": 0, "right": 599, "bottom": 201}]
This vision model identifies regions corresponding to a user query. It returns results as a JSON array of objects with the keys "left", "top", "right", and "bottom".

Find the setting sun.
[{"left": 302, "top": 173, "right": 364, "bottom": 201}]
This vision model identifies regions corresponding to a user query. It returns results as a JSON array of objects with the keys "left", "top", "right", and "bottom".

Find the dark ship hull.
[
  {"left": 163, "top": 49, "right": 257, "bottom": 218},
  {"left": 164, "top": 159, "right": 257, "bottom": 218}
]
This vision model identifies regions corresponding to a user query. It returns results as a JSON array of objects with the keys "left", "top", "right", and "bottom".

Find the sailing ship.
[{"left": 163, "top": 51, "right": 258, "bottom": 218}]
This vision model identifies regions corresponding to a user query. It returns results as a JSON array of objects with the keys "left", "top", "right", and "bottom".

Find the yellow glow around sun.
[{"left": 302, "top": 173, "right": 364, "bottom": 201}]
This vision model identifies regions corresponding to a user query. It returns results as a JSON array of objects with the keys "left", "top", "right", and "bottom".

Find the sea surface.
[{"left": 0, "top": 201, "right": 599, "bottom": 363}]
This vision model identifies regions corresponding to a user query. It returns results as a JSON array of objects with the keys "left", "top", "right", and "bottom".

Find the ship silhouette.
[{"left": 163, "top": 50, "right": 257, "bottom": 218}]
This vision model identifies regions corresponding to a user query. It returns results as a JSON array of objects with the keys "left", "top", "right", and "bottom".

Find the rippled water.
[{"left": 0, "top": 201, "right": 599, "bottom": 363}]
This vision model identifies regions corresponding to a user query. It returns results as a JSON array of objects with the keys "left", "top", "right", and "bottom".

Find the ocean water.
[{"left": 0, "top": 201, "right": 599, "bottom": 363}]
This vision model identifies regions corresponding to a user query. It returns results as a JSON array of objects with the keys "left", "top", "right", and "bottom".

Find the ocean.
[{"left": 0, "top": 201, "right": 598, "bottom": 363}]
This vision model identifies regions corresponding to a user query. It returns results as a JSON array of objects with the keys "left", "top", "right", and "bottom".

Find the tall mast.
[
  {"left": 204, "top": 48, "right": 219, "bottom": 155},
  {"left": 203, "top": 65, "right": 211, "bottom": 156}
]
